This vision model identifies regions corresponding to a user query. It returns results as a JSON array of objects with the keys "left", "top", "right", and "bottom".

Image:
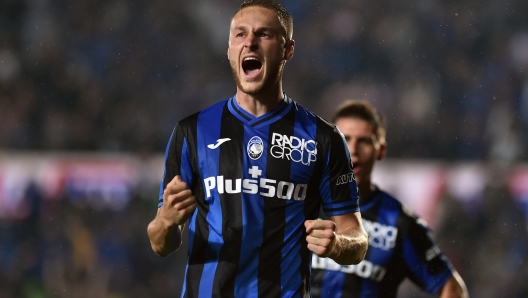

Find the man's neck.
[{"left": 235, "top": 89, "right": 284, "bottom": 117}]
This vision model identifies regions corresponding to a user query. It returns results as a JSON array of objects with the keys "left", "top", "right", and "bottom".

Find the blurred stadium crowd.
[
  {"left": 2, "top": 155, "right": 528, "bottom": 298},
  {"left": 1, "top": 0, "right": 528, "bottom": 297},
  {"left": 1, "top": 0, "right": 528, "bottom": 160}
]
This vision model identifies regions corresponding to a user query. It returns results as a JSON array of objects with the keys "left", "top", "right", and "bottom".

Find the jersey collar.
[{"left": 227, "top": 93, "right": 293, "bottom": 128}]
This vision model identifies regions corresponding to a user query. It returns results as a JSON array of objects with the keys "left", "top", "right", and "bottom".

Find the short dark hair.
[
  {"left": 234, "top": 0, "right": 293, "bottom": 40},
  {"left": 333, "top": 100, "right": 387, "bottom": 145}
]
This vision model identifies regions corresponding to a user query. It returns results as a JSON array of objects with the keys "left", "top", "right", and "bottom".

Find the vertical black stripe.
[
  {"left": 258, "top": 108, "right": 295, "bottom": 297},
  {"left": 341, "top": 274, "right": 363, "bottom": 298},
  {"left": 212, "top": 106, "right": 245, "bottom": 297},
  {"left": 327, "top": 124, "right": 355, "bottom": 203},
  {"left": 183, "top": 113, "right": 210, "bottom": 298},
  {"left": 309, "top": 268, "right": 324, "bottom": 297},
  {"left": 377, "top": 208, "right": 407, "bottom": 297},
  {"left": 301, "top": 118, "right": 325, "bottom": 296},
  {"left": 163, "top": 124, "right": 183, "bottom": 189},
  {"left": 407, "top": 218, "right": 446, "bottom": 275}
]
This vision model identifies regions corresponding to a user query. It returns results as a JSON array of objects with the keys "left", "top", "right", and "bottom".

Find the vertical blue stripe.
[
  {"left": 359, "top": 195, "right": 400, "bottom": 296},
  {"left": 321, "top": 270, "right": 345, "bottom": 297},
  {"left": 402, "top": 235, "right": 424, "bottom": 279},
  {"left": 359, "top": 276, "right": 379, "bottom": 297},
  {"left": 235, "top": 125, "right": 267, "bottom": 298},
  {"left": 196, "top": 107, "right": 224, "bottom": 297},
  {"left": 369, "top": 197, "right": 400, "bottom": 266}
]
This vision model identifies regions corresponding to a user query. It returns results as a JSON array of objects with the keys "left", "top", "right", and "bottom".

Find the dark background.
[{"left": 1, "top": 0, "right": 528, "bottom": 297}]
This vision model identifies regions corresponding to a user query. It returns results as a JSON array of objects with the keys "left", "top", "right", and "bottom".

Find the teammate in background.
[
  {"left": 311, "top": 100, "right": 469, "bottom": 297},
  {"left": 147, "top": 1, "right": 368, "bottom": 297}
]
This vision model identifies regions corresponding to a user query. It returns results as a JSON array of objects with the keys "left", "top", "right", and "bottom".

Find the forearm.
[
  {"left": 328, "top": 227, "right": 368, "bottom": 265},
  {"left": 147, "top": 215, "right": 183, "bottom": 256}
]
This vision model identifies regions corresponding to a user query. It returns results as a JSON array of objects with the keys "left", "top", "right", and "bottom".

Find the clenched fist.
[
  {"left": 305, "top": 219, "right": 337, "bottom": 257},
  {"left": 160, "top": 175, "right": 197, "bottom": 227}
]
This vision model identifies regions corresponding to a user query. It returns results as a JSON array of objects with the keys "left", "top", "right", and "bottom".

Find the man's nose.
[{"left": 244, "top": 33, "right": 258, "bottom": 49}]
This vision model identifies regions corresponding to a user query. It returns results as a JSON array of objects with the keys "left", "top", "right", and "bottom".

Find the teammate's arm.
[
  {"left": 438, "top": 271, "right": 469, "bottom": 298},
  {"left": 305, "top": 123, "right": 368, "bottom": 265},
  {"left": 305, "top": 212, "right": 368, "bottom": 265},
  {"left": 147, "top": 175, "right": 196, "bottom": 256}
]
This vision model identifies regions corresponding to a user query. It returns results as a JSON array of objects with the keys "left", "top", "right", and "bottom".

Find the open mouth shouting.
[
  {"left": 351, "top": 160, "right": 361, "bottom": 174},
  {"left": 242, "top": 56, "right": 263, "bottom": 79}
]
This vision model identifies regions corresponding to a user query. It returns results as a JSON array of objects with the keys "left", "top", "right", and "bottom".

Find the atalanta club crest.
[{"left": 247, "top": 136, "right": 264, "bottom": 160}]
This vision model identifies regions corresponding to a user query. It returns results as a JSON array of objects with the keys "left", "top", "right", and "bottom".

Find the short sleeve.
[
  {"left": 402, "top": 210, "right": 454, "bottom": 293},
  {"left": 158, "top": 123, "right": 194, "bottom": 207},
  {"left": 319, "top": 125, "right": 360, "bottom": 216}
]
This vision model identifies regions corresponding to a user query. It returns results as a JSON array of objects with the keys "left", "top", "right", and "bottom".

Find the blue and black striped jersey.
[
  {"left": 159, "top": 94, "right": 359, "bottom": 298},
  {"left": 311, "top": 188, "right": 454, "bottom": 298}
]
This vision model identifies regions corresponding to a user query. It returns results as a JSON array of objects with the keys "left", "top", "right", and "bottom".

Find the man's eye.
[{"left": 236, "top": 33, "right": 244, "bottom": 37}]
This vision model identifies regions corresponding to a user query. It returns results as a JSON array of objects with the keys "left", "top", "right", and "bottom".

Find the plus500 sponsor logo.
[
  {"left": 203, "top": 176, "right": 308, "bottom": 201},
  {"left": 312, "top": 255, "right": 386, "bottom": 282},
  {"left": 270, "top": 133, "right": 317, "bottom": 166}
]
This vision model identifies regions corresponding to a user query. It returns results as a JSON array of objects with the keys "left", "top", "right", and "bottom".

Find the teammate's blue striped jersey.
[
  {"left": 159, "top": 94, "right": 359, "bottom": 298},
  {"left": 311, "top": 187, "right": 454, "bottom": 298}
]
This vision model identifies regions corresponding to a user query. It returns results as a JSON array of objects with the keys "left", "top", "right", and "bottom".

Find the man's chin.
[{"left": 239, "top": 82, "right": 264, "bottom": 95}]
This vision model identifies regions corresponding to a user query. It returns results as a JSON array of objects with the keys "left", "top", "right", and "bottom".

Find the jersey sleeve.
[
  {"left": 319, "top": 125, "right": 360, "bottom": 216},
  {"left": 401, "top": 207, "right": 454, "bottom": 294},
  {"left": 158, "top": 123, "right": 194, "bottom": 207}
]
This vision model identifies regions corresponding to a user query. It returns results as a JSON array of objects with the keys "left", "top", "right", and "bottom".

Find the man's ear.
[
  {"left": 284, "top": 39, "right": 295, "bottom": 61},
  {"left": 377, "top": 144, "right": 387, "bottom": 161}
]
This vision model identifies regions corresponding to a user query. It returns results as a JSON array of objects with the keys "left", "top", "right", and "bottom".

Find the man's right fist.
[{"left": 161, "top": 175, "right": 197, "bottom": 226}]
